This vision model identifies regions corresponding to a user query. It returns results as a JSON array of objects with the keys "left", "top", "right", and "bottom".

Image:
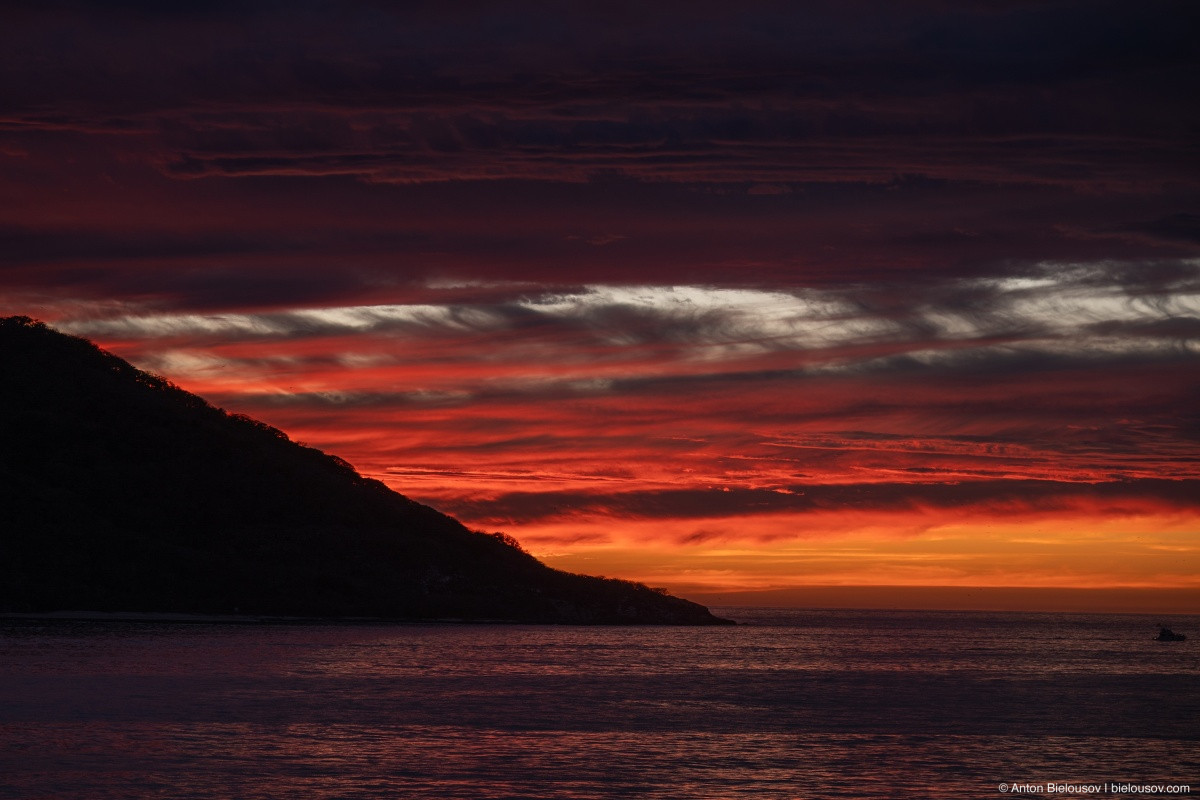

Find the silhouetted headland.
[{"left": 0, "top": 316, "right": 730, "bottom": 625}]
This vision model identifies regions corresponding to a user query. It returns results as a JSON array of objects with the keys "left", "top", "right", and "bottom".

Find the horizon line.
[{"left": 681, "top": 585, "right": 1200, "bottom": 615}]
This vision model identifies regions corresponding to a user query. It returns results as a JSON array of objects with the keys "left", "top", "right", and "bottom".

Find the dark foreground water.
[{"left": 1, "top": 608, "right": 1197, "bottom": 799}]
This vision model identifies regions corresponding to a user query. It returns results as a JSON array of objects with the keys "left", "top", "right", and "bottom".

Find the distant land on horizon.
[
  {"left": 691, "top": 585, "right": 1200, "bottom": 615},
  {"left": 0, "top": 316, "right": 729, "bottom": 625}
]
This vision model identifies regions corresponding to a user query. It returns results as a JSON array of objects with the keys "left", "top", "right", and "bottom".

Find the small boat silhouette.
[{"left": 1155, "top": 626, "right": 1187, "bottom": 642}]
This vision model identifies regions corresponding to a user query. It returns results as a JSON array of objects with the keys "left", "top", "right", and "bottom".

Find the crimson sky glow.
[{"left": 3, "top": 1, "right": 1198, "bottom": 610}]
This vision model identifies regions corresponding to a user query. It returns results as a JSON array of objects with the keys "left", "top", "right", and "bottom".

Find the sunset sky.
[{"left": 3, "top": 1, "right": 1198, "bottom": 610}]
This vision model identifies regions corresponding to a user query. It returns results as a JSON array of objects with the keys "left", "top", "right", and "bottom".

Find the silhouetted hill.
[{"left": 0, "top": 316, "right": 728, "bottom": 624}]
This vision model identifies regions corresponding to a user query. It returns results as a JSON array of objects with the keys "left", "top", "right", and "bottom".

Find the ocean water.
[{"left": 1, "top": 608, "right": 1197, "bottom": 799}]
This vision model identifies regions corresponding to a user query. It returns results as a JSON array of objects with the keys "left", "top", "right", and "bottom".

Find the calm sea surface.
[{"left": 1, "top": 608, "right": 1197, "bottom": 799}]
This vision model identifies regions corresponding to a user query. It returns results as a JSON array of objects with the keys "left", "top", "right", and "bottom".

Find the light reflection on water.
[{"left": 1, "top": 609, "right": 1197, "bottom": 799}]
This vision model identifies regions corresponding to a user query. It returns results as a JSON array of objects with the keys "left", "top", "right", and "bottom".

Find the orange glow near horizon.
[
  {"left": 525, "top": 515, "right": 1200, "bottom": 591},
  {"left": 42, "top": 296, "right": 1196, "bottom": 614}
]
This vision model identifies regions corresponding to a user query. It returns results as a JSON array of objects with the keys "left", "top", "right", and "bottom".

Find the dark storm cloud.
[
  {"left": 0, "top": 226, "right": 272, "bottom": 266},
  {"left": 150, "top": 125, "right": 1193, "bottom": 189},
  {"left": 1120, "top": 214, "right": 1200, "bottom": 246},
  {"left": 436, "top": 478, "right": 1200, "bottom": 526},
  {"left": 3, "top": 1, "right": 1197, "bottom": 190},
  {"left": 0, "top": 232, "right": 375, "bottom": 313},
  {"left": 9, "top": 1, "right": 1198, "bottom": 107}
]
